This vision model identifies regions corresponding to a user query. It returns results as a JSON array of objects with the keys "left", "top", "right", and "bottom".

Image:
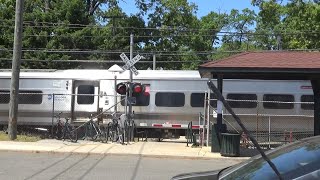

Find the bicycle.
[
  {"left": 53, "top": 112, "right": 63, "bottom": 140},
  {"left": 106, "top": 115, "right": 123, "bottom": 143},
  {"left": 79, "top": 114, "right": 107, "bottom": 142},
  {"left": 125, "top": 112, "right": 136, "bottom": 142},
  {"left": 106, "top": 113, "right": 131, "bottom": 144},
  {"left": 62, "top": 117, "right": 78, "bottom": 143}
]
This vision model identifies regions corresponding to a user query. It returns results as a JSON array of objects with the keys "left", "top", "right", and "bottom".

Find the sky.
[{"left": 119, "top": 0, "right": 260, "bottom": 18}]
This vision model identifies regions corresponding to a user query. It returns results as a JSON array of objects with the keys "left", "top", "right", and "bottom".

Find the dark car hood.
[{"left": 171, "top": 169, "right": 222, "bottom": 180}]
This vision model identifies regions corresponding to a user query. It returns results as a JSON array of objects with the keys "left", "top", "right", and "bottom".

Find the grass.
[{"left": 0, "top": 131, "right": 41, "bottom": 142}]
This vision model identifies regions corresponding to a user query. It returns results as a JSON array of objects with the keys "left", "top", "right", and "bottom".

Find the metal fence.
[
  {"left": 0, "top": 92, "right": 119, "bottom": 139},
  {"left": 209, "top": 99, "right": 314, "bottom": 149}
]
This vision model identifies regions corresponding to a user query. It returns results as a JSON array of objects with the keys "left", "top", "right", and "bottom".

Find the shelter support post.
[
  {"left": 210, "top": 74, "right": 226, "bottom": 152},
  {"left": 311, "top": 80, "right": 320, "bottom": 136},
  {"left": 216, "top": 74, "right": 227, "bottom": 133},
  {"left": 217, "top": 74, "right": 223, "bottom": 132}
]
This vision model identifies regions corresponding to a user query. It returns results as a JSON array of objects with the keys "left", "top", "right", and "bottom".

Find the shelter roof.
[{"left": 199, "top": 51, "right": 320, "bottom": 80}]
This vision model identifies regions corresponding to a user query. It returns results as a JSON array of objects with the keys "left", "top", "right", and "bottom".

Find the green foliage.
[
  {"left": 0, "top": 0, "right": 319, "bottom": 70},
  {"left": 221, "top": 8, "right": 257, "bottom": 51},
  {"left": 255, "top": 0, "right": 320, "bottom": 50},
  {"left": 282, "top": 0, "right": 320, "bottom": 49}
]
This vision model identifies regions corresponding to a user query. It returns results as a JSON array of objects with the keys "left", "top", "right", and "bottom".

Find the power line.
[
  {"left": 1, "top": 20, "right": 320, "bottom": 35},
  {"left": 17, "top": 21, "right": 320, "bottom": 34},
  {"left": 0, "top": 58, "right": 209, "bottom": 63},
  {"left": 0, "top": 31, "right": 318, "bottom": 40},
  {"left": 1, "top": 20, "right": 220, "bottom": 32},
  {"left": 0, "top": 49, "right": 319, "bottom": 63},
  {"left": 0, "top": 48, "right": 245, "bottom": 55},
  {"left": 1, "top": 48, "right": 319, "bottom": 56},
  {"left": 0, "top": 32, "right": 222, "bottom": 38}
]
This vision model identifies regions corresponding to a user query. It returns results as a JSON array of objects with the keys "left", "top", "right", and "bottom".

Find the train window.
[
  {"left": 263, "top": 94, "right": 294, "bottom": 109},
  {"left": 190, "top": 93, "right": 217, "bottom": 108},
  {"left": 227, "top": 94, "right": 257, "bottom": 108},
  {"left": 301, "top": 95, "right": 314, "bottom": 110},
  {"left": 121, "top": 85, "right": 150, "bottom": 106},
  {"left": 19, "top": 90, "right": 43, "bottom": 104},
  {"left": 0, "top": 90, "right": 43, "bottom": 104},
  {"left": 77, "top": 85, "right": 95, "bottom": 104},
  {"left": 0, "top": 90, "right": 10, "bottom": 104},
  {"left": 155, "top": 92, "right": 185, "bottom": 107},
  {"left": 191, "top": 93, "right": 205, "bottom": 107}
]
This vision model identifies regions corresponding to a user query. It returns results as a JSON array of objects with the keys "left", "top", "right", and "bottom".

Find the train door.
[{"left": 71, "top": 80, "right": 100, "bottom": 120}]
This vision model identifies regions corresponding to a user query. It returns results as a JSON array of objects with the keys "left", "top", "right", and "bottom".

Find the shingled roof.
[
  {"left": 200, "top": 51, "right": 320, "bottom": 69},
  {"left": 199, "top": 51, "right": 320, "bottom": 80}
]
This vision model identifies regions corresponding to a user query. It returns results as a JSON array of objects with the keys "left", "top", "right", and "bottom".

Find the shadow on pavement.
[{"left": 130, "top": 142, "right": 147, "bottom": 180}]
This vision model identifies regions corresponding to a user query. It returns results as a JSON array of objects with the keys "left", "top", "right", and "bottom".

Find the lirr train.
[{"left": 0, "top": 67, "right": 314, "bottom": 138}]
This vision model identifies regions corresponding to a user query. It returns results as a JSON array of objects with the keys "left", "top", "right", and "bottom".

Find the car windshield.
[{"left": 219, "top": 136, "right": 320, "bottom": 180}]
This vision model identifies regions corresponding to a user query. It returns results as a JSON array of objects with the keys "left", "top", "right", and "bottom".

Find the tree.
[
  {"left": 254, "top": 0, "right": 320, "bottom": 50},
  {"left": 251, "top": 0, "right": 282, "bottom": 6},
  {"left": 212, "top": 8, "right": 258, "bottom": 60},
  {"left": 86, "top": 0, "right": 111, "bottom": 16},
  {"left": 254, "top": 0, "right": 283, "bottom": 50},
  {"left": 1, "top": 0, "right": 318, "bottom": 70},
  {"left": 282, "top": 0, "right": 320, "bottom": 49},
  {"left": 136, "top": 0, "right": 199, "bottom": 69},
  {"left": 0, "top": 0, "right": 16, "bottom": 68},
  {"left": 221, "top": 8, "right": 256, "bottom": 50}
]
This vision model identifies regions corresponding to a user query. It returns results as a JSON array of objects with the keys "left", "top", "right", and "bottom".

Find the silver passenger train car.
[{"left": 0, "top": 68, "right": 314, "bottom": 137}]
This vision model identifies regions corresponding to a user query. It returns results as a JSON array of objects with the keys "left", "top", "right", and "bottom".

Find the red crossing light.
[
  {"left": 132, "top": 83, "right": 145, "bottom": 95},
  {"left": 133, "top": 83, "right": 143, "bottom": 94},
  {"left": 116, "top": 83, "right": 127, "bottom": 95}
]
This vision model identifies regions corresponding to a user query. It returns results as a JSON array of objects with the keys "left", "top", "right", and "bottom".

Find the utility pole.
[
  {"left": 103, "top": 15, "right": 124, "bottom": 36},
  {"left": 44, "top": 0, "right": 50, "bottom": 12},
  {"left": 277, "top": 34, "right": 282, "bottom": 50},
  {"left": 153, "top": 54, "right": 156, "bottom": 70},
  {"left": 8, "top": 0, "right": 24, "bottom": 140}
]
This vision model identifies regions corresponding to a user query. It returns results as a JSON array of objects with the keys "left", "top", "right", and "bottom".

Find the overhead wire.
[
  {"left": 0, "top": 58, "right": 209, "bottom": 63},
  {"left": 0, "top": 21, "right": 319, "bottom": 63},
  {"left": 0, "top": 48, "right": 245, "bottom": 55},
  {"left": 0, "top": 48, "right": 318, "bottom": 55},
  {"left": 0, "top": 20, "right": 320, "bottom": 36}
]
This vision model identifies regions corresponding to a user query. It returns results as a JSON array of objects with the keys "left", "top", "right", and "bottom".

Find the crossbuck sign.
[{"left": 120, "top": 53, "right": 142, "bottom": 76}]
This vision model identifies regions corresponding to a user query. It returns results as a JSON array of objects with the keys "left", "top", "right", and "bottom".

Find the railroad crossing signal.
[
  {"left": 116, "top": 82, "right": 145, "bottom": 105},
  {"left": 120, "top": 53, "right": 142, "bottom": 76},
  {"left": 116, "top": 82, "right": 145, "bottom": 95}
]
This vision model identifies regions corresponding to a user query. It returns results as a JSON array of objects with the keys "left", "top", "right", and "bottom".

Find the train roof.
[{"left": 0, "top": 69, "right": 202, "bottom": 80}]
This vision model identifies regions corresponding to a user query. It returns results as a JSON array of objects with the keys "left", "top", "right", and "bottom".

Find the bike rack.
[
  {"left": 187, "top": 121, "right": 193, "bottom": 147},
  {"left": 186, "top": 121, "right": 201, "bottom": 147},
  {"left": 53, "top": 98, "right": 139, "bottom": 144}
]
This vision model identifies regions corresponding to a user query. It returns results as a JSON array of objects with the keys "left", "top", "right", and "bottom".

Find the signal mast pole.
[
  {"left": 126, "top": 34, "right": 134, "bottom": 142},
  {"left": 129, "top": 34, "right": 133, "bottom": 118}
]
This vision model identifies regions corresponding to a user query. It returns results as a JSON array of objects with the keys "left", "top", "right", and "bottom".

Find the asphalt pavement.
[
  {"left": 0, "top": 137, "right": 255, "bottom": 179},
  {"left": 0, "top": 152, "right": 241, "bottom": 180}
]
